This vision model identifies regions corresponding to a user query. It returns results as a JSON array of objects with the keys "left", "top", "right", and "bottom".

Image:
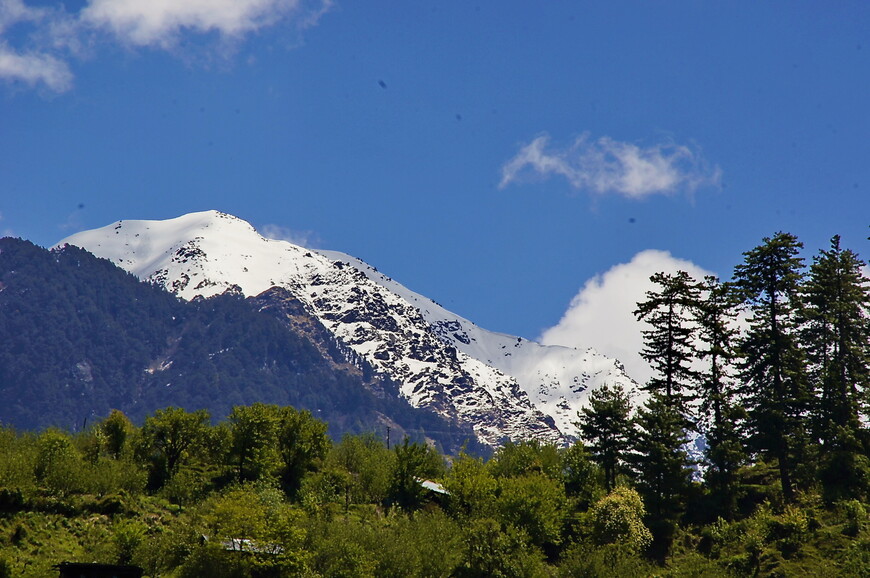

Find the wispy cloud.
[
  {"left": 0, "top": 44, "right": 72, "bottom": 91},
  {"left": 539, "top": 249, "right": 714, "bottom": 385},
  {"left": 500, "top": 132, "right": 722, "bottom": 199},
  {"left": 0, "top": 0, "right": 333, "bottom": 92},
  {"left": 260, "top": 223, "right": 320, "bottom": 248},
  {"left": 0, "top": 0, "right": 75, "bottom": 91}
]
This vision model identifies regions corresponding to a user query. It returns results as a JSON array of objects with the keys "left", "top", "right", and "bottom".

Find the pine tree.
[
  {"left": 801, "top": 235, "right": 870, "bottom": 442},
  {"left": 634, "top": 270, "right": 702, "bottom": 418},
  {"left": 693, "top": 276, "right": 744, "bottom": 517},
  {"left": 801, "top": 235, "right": 870, "bottom": 500},
  {"left": 630, "top": 395, "right": 693, "bottom": 518},
  {"left": 733, "top": 232, "right": 808, "bottom": 502},
  {"left": 576, "top": 384, "right": 633, "bottom": 492},
  {"left": 629, "top": 394, "right": 694, "bottom": 560}
]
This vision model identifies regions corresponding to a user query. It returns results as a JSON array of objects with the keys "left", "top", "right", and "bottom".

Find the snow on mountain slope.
[
  {"left": 316, "top": 250, "right": 638, "bottom": 434},
  {"left": 58, "top": 210, "right": 637, "bottom": 445}
]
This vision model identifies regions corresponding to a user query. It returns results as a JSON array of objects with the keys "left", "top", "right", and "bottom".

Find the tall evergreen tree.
[
  {"left": 632, "top": 270, "right": 699, "bottom": 556},
  {"left": 801, "top": 235, "right": 870, "bottom": 501},
  {"left": 733, "top": 232, "right": 808, "bottom": 502},
  {"left": 634, "top": 270, "right": 702, "bottom": 418},
  {"left": 629, "top": 394, "right": 694, "bottom": 560},
  {"left": 576, "top": 384, "right": 633, "bottom": 492},
  {"left": 801, "top": 235, "right": 870, "bottom": 443},
  {"left": 630, "top": 395, "right": 693, "bottom": 518},
  {"left": 694, "top": 276, "right": 744, "bottom": 517}
]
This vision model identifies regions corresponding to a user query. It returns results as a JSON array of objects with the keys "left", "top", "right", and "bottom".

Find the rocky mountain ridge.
[{"left": 59, "top": 210, "right": 638, "bottom": 446}]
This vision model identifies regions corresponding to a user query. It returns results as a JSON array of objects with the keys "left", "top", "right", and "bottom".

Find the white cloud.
[
  {"left": 82, "top": 0, "right": 320, "bottom": 48},
  {"left": 260, "top": 223, "right": 319, "bottom": 248},
  {"left": 0, "top": 0, "right": 333, "bottom": 92},
  {"left": 500, "top": 132, "right": 722, "bottom": 198},
  {"left": 0, "top": 44, "right": 72, "bottom": 91},
  {"left": 0, "top": 0, "right": 44, "bottom": 32},
  {"left": 539, "top": 249, "right": 714, "bottom": 385}
]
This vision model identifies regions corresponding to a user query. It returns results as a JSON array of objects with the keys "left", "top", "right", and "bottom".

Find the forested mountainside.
[{"left": 0, "top": 238, "right": 482, "bottom": 454}]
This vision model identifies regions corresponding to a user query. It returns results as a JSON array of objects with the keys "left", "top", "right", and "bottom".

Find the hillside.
[{"left": 0, "top": 237, "right": 482, "bottom": 453}]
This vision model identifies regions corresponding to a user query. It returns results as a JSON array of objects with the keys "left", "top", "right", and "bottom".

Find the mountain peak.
[
  {"left": 59, "top": 211, "right": 312, "bottom": 301},
  {"left": 59, "top": 211, "right": 637, "bottom": 446}
]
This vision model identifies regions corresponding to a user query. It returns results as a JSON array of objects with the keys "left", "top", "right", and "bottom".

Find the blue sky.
[{"left": 2, "top": 1, "right": 869, "bottom": 369}]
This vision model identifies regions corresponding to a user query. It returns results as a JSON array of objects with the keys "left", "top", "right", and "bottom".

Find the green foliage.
[
  {"left": 229, "top": 403, "right": 283, "bottom": 483},
  {"left": 802, "top": 236, "right": 870, "bottom": 440},
  {"left": 297, "top": 467, "right": 346, "bottom": 516},
  {"left": 160, "top": 464, "right": 215, "bottom": 505},
  {"left": 695, "top": 276, "right": 745, "bottom": 520},
  {"left": 0, "top": 428, "right": 37, "bottom": 494},
  {"left": 326, "top": 432, "right": 395, "bottom": 506},
  {"left": 818, "top": 427, "right": 870, "bottom": 504},
  {"left": 630, "top": 395, "right": 693, "bottom": 522},
  {"left": 112, "top": 519, "right": 146, "bottom": 565},
  {"left": 34, "top": 429, "right": 83, "bottom": 496},
  {"left": 561, "top": 442, "right": 603, "bottom": 507},
  {"left": 306, "top": 509, "right": 463, "bottom": 578},
  {"left": 497, "top": 473, "right": 566, "bottom": 549},
  {"left": 276, "top": 406, "right": 331, "bottom": 496},
  {"left": 191, "top": 482, "right": 311, "bottom": 576},
  {"left": 0, "top": 400, "right": 870, "bottom": 576},
  {"left": 839, "top": 499, "right": 868, "bottom": 537},
  {"left": 767, "top": 504, "right": 810, "bottom": 556},
  {"left": 588, "top": 486, "right": 652, "bottom": 553},
  {"left": 386, "top": 437, "right": 444, "bottom": 511},
  {"left": 841, "top": 538, "right": 870, "bottom": 577},
  {"left": 0, "top": 556, "right": 11, "bottom": 578},
  {"left": 558, "top": 541, "right": 653, "bottom": 578},
  {"left": 100, "top": 409, "right": 135, "bottom": 459},
  {"left": 5, "top": 231, "right": 870, "bottom": 576},
  {"left": 488, "top": 440, "right": 563, "bottom": 481},
  {"left": 446, "top": 451, "right": 498, "bottom": 518},
  {"left": 307, "top": 518, "right": 379, "bottom": 578},
  {"left": 456, "top": 517, "right": 549, "bottom": 578},
  {"left": 138, "top": 406, "right": 211, "bottom": 490}
]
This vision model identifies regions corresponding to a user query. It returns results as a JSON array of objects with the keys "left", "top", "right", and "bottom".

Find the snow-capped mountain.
[{"left": 58, "top": 211, "right": 637, "bottom": 446}]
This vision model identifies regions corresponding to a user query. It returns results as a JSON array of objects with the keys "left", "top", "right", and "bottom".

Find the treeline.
[
  {"left": 1, "top": 404, "right": 625, "bottom": 577},
  {"left": 574, "top": 231, "right": 870, "bottom": 570},
  {"left": 0, "top": 402, "right": 868, "bottom": 577}
]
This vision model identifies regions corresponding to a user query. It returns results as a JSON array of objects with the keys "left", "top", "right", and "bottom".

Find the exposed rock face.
[{"left": 59, "top": 210, "right": 638, "bottom": 447}]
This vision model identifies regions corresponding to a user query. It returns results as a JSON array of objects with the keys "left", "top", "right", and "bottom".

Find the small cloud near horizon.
[
  {"left": 500, "top": 132, "right": 722, "bottom": 199},
  {"left": 538, "top": 249, "right": 714, "bottom": 385}
]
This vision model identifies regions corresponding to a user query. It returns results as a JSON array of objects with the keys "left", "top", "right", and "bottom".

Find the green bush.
[
  {"left": 839, "top": 499, "right": 868, "bottom": 537},
  {"left": 588, "top": 486, "right": 652, "bottom": 553}
]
